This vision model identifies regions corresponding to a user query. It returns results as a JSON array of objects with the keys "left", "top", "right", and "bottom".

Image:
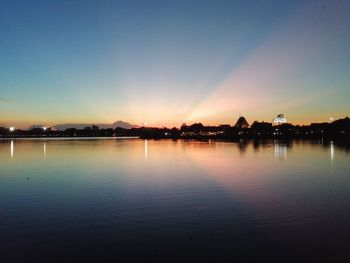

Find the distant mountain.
[
  {"left": 53, "top": 121, "right": 138, "bottom": 131},
  {"left": 28, "top": 124, "right": 45, "bottom": 130},
  {"left": 112, "top": 121, "right": 137, "bottom": 129},
  {"left": 331, "top": 116, "right": 350, "bottom": 125},
  {"left": 331, "top": 117, "right": 350, "bottom": 130}
]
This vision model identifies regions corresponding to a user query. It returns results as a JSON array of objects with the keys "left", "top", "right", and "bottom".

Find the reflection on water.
[
  {"left": 0, "top": 139, "right": 349, "bottom": 262},
  {"left": 144, "top": 139, "right": 148, "bottom": 160},
  {"left": 274, "top": 142, "right": 288, "bottom": 159},
  {"left": 10, "top": 140, "right": 14, "bottom": 159},
  {"left": 43, "top": 142, "right": 46, "bottom": 159},
  {"left": 330, "top": 141, "right": 334, "bottom": 161}
]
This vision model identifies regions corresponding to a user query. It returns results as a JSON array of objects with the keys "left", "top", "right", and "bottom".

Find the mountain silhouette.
[
  {"left": 112, "top": 121, "right": 138, "bottom": 129},
  {"left": 53, "top": 121, "right": 138, "bottom": 130}
]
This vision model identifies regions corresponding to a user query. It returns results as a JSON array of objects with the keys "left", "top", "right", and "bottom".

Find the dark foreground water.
[{"left": 0, "top": 138, "right": 349, "bottom": 262}]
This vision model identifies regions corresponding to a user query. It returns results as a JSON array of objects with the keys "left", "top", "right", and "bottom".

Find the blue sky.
[{"left": 1, "top": 0, "right": 349, "bottom": 128}]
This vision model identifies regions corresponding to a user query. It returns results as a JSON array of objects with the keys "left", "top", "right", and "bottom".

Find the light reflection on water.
[
  {"left": 330, "top": 140, "right": 334, "bottom": 161},
  {"left": 43, "top": 142, "right": 46, "bottom": 159},
  {"left": 274, "top": 142, "right": 288, "bottom": 159},
  {"left": 144, "top": 139, "right": 148, "bottom": 160},
  {"left": 10, "top": 140, "right": 14, "bottom": 159},
  {"left": 0, "top": 138, "right": 349, "bottom": 262}
]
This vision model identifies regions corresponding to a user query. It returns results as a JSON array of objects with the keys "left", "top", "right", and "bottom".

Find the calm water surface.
[{"left": 0, "top": 139, "right": 349, "bottom": 262}]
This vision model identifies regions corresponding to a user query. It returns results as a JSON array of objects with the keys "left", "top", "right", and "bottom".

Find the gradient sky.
[{"left": 1, "top": 0, "right": 349, "bottom": 128}]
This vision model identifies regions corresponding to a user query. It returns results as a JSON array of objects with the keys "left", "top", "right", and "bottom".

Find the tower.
[{"left": 234, "top": 116, "right": 249, "bottom": 128}]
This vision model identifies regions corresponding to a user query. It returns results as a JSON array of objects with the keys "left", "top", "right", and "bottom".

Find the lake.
[{"left": 0, "top": 138, "right": 349, "bottom": 262}]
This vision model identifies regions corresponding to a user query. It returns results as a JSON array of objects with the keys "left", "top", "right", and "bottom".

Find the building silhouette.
[
  {"left": 234, "top": 116, "right": 249, "bottom": 128},
  {"left": 273, "top": 114, "right": 287, "bottom": 125}
]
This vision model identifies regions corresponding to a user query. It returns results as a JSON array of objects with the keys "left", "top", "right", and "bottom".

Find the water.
[{"left": 0, "top": 139, "right": 349, "bottom": 262}]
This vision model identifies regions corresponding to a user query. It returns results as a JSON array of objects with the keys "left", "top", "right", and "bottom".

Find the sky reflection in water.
[{"left": 0, "top": 139, "right": 349, "bottom": 262}]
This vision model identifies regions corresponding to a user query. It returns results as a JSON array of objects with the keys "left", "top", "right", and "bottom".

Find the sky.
[{"left": 1, "top": 0, "right": 350, "bottom": 128}]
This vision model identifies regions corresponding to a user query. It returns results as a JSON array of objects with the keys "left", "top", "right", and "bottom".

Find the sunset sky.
[{"left": 1, "top": 0, "right": 349, "bottom": 128}]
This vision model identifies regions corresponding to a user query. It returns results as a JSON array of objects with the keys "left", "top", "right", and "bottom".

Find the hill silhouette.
[{"left": 53, "top": 121, "right": 138, "bottom": 131}]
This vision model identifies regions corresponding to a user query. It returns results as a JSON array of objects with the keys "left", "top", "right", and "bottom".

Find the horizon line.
[{"left": 1, "top": 116, "right": 349, "bottom": 131}]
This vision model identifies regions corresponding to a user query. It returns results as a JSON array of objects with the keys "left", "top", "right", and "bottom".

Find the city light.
[{"left": 273, "top": 114, "right": 287, "bottom": 125}]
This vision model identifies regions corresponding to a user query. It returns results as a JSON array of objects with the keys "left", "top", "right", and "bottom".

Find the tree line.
[{"left": 1, "top": 117, "right": 349, "bottom": 142}]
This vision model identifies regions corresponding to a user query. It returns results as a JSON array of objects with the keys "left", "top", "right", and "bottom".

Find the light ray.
[{"left": 186, "top": 2, "right": 349, "bottom": 124}]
